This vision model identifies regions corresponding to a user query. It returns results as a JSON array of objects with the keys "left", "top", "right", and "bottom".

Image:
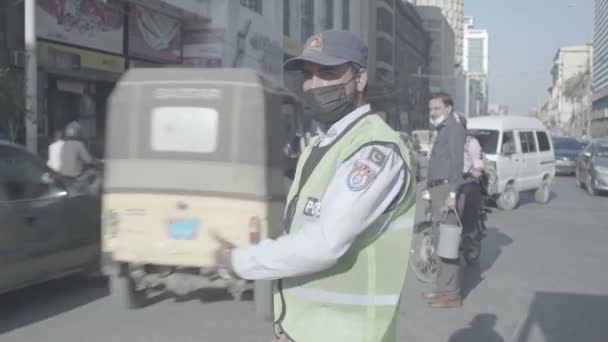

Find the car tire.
[
  {"left": 534, "top": 179, "right": 551, "bottom": 204},
  {"left": 254, "top": 280, "right": 274, "bottom": 322},
  {"left": 497, "top": 185, "right": 519, "bottom": 211}
]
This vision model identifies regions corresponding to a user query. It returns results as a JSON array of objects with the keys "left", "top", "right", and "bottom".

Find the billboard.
[
  {"left": 36, "top": 0, "right": 125, "bottom": 54},
  {"left": 128, "top": 5, "right": 182, "bottom": 63},
  {"left": 182, "top": 28, "right": 225, "bottom": 68}
]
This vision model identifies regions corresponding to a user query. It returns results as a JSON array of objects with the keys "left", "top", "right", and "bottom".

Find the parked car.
[
  {"left": 575, "top": 138, "right": 608, "bottom": 196},
  {"left": 552, "top": 136, "right": 584, "bottom": 175},
  {"left": 467, "top": 116, "right": 556, "bottom": 210},
  {"left": 0, "top": 141, "right": 101, "bottom": 295}
]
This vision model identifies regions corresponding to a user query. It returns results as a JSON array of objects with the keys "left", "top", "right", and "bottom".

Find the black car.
[
  {"left": 552, "top": 136, "right": 584, "bottom": 175},
  {"left": 575, "top": 138, "right": 608, "bottom": 196},
  {"left": 0, "top": 141, "right": 101, "bottom": 294}
]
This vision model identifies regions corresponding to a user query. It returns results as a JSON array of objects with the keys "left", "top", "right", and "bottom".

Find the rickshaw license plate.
[{"left": 168, "top": 219, "right": 200, "bottom": 240}]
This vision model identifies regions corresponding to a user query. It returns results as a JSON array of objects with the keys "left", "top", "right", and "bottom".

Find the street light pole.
[{"left": 24, "top": 0, "right": 37, "bottom": 153}]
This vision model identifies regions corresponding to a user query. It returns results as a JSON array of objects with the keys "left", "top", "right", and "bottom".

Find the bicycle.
[{"left": 409, "top": 189, "right": 490, "bottom": 283}]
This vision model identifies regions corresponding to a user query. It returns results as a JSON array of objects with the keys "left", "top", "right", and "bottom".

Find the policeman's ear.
[{"left": 355, "top": 67, "right": 368, "bottom": 93}]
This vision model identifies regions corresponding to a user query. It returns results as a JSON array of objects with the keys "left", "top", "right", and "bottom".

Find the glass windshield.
[
  {"left": 553, "top": 138, "right": 582, "bottom": 150},
  {"left": 596, "top": 142, "right": 608, "bottom": 157},
  {"left": 468, "top": 129, "right": 499, "bottom": 154}
]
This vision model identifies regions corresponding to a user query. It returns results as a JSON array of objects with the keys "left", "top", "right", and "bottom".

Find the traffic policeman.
[{"left": 215, "top": 30, "right": 417, "bottom": 342}]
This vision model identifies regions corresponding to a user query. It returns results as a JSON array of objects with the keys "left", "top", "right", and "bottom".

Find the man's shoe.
[
  {"left": 429, "top": 295, "right": 462, "bottom": 308},
  {"left": 422, "top": 291, "right": 443, "bottom": 301}
]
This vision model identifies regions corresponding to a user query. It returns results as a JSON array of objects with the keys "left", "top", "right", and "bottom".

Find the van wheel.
[
  {"left": 534, "top": 179, "right": 551, "bottom": 204},
  {"left": 254, "top": 280, "right": 274, "bottom": 322},
  {"left": 497, "top": 185, "right": 519, "bottom": 211}
]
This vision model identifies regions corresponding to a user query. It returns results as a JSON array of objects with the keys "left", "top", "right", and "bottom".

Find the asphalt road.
[{"left": 1, "top": 177, "right": 607, "bottom": 342}]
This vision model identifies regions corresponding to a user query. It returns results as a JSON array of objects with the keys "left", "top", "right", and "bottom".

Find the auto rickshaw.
[{"left": 102, "top": 68, "right": 294, "bottom": 319}]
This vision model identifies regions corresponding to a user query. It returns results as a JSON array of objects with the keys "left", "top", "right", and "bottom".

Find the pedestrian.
[
  {"left": 213, "top": 30, "right": 418, "bottom": 341},
  {"left": 424, "top": 92, "right": 466, "bottom": 308},
  {"left": 47, "top": 129, "right": 64, "bottom": 172}
]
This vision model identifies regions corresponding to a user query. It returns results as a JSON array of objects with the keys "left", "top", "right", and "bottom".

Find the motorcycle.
[{"left": 408, "top": 187, "right": 490, "bottom": 283}]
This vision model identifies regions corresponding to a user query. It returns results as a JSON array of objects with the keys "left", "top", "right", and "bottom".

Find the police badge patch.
[
  {"left": 368, "top": 147, "right": 387, "bottom": 167},
  {"left": 347, "top": 162, "right": 377, "bottom": 191},
  {"left": 303, "top": 197, "right": 321, "bottom": 217}
]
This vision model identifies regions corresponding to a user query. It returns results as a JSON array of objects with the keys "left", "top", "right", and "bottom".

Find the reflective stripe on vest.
[{"left": 284, "top": 287, "right": 400, "bottom": 306}]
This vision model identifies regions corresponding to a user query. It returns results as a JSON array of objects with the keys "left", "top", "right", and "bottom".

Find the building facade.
[
  {"left": 544, "top": 45, "right": 593, "bottom": 136},
  {"left": 592, "top": 0, "right": 608, "bottom": 137},
  {"left": 0, "top": 0, "right": 213, "bottom": 155},
  {"left": 417, "top": 6, "right": 455, "bottom": 95},
  {"left": 463, "top": 16, "right": 489, "bottom": 117},
  {"left": 411, "top": 0, "right": 464, "bottom": 67},
  {"left": 359, "top": 0, "right": 430, "bottom": 131}
]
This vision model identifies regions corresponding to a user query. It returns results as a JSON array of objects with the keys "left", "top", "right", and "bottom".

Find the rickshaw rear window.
[{"left": 150, "top": 107, "right": 219, "bottom": 153}]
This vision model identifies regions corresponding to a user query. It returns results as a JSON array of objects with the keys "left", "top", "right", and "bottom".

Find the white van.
[{"left": 467, "top": 116, "right": 556, "bottom": 210}]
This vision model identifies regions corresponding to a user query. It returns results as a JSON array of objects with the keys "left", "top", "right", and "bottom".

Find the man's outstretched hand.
[{"left": 211, "top": 233, "right": 238, "bottom": 279}]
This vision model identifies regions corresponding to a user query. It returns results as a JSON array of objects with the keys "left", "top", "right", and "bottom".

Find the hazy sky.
[{"left": 465, "top": 0, "right": 594, "bottom": 114}]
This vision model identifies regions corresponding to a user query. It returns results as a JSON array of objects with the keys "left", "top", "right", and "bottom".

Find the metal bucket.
[{"left": 437, "top": 209, "right": 463, "bottom": 259}]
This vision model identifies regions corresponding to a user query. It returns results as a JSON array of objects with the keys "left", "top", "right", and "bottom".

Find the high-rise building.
[
  {"left": 417, "top": 6, "right": 455, "bottom": 94},
  {"left": 592, "top": 0, "right": 608, "bottom": 137},
  {"left": 463, "top": 16, "right": 489, "bottom": 117},
  {"left": 412, "top": 0, "right": 464, "bottom": 67}
]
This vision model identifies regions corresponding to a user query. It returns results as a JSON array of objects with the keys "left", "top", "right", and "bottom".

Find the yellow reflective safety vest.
[{"left": 274, "top": 113, "right": 417, "bottom": 342}]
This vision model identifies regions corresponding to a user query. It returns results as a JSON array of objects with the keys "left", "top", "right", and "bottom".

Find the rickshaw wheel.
[
  {"left": 117, "top": 263, "right": 148, "bottom": 309},
  {"left": 228, "top": 279, "right": 248, "bottom": 302}
]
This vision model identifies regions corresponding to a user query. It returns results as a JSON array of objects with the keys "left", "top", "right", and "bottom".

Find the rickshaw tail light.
[{"left": 249, "top": 216, "right": 262, "bottom": 245}]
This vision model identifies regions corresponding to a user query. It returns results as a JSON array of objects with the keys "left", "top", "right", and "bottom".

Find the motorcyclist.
[
  {"left": 456, "top": 116, "right": 485, "bottom": 240},
  {"left": 58, "top": 121, "right": 101, "bottom": 194}
]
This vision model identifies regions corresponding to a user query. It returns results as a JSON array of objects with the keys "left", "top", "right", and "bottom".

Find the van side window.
[
  {"left": 519, "top": 132, "right": 538, "bottom": 153},
  {"left": 536, "top": 131, "right": 551, "bottom": 152},
  {"left": 501, "top": 131, "right": 516, "bottom": 154}
]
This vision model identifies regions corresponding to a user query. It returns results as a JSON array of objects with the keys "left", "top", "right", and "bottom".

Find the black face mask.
[{"left": 302, "top": 78, "right": 357, "bottom": 125}]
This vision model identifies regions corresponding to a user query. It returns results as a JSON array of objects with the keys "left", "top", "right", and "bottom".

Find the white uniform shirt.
[
  {"left": 47, "top": 139, "right": 64, "bottom": 172},
  {"left": 232, "top": 105, "right": 407, "bottom": 280}
]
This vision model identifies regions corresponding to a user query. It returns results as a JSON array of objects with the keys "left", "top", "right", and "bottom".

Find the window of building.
[
  {"left": 283, "top": 0, "right": 290, "bottom": 36},
  {"left": 377, "top": 7, "right": 394, "bottom": 35},
  {"left": 377, "top": 37, "right": 393, "bottom": 65},
  {"left": 468, "top": 38, "right": 485, "bottom": 73},
  {"left": 322, "top": 0, "right": 334, "bottom": 30},
  {"left": 301, "top": 1, "right": 314, "bottom": 41},
  {"left": 342, "top": 0, "right": 350, "bottom": 30},
  {"left": 536, "top": 131, "right": 551, "bottom": 152},
  {"left": 240, "top": 0, "right": 262, "bottom": 14}
]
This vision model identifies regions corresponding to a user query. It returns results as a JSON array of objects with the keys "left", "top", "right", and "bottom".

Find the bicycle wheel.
[{"left": 409, "top": 220, "right": 438, "bottom": 283}]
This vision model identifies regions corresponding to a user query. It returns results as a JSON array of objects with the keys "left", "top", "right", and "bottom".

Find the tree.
[
  {"left": 563, "top": 71, "right": 592, "bottom": 136},
  {"left": 0, "top": 67, "right": 26, "bottom": 143}
]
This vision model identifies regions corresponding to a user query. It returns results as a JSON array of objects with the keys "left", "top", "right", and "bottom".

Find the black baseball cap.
[{"left": 284, "top": 30, "right": 368, "bottom": 71}]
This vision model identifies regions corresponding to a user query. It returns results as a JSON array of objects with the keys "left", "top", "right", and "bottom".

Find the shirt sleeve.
[
  {"left": 448, "top": 122, "right": 466, "bottom": 193},
  {"left": 78, "top": 142, "right": 93, "bottom": 164},
  {"left": 470, "top": 139, "right": 484, "bottom": 170},
  {"left": 231, "top": 144, "right": 407, "bottom": 280}
]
